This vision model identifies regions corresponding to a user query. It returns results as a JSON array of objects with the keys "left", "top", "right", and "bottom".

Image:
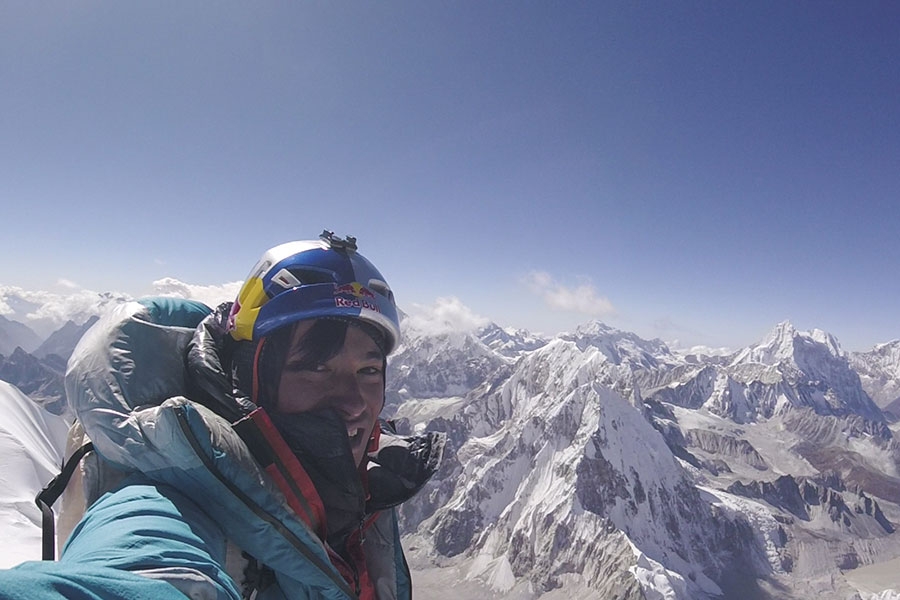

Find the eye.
[{"left": 359, "top": 365, "right": 383, "bottom": 376}]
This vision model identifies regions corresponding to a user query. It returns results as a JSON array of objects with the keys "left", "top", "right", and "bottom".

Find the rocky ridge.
[
  {"left": 0, "top": 348, "right": 66, "bottom": 414},
  {"left": 390, "top": 318, "right": 900, "bottom": 600},
  {"left": 0, "top": 315, "right": 42, "bottom": 356},
  {"left": 5, "top": 310, "right": 900, "bottom": 599},
  {"left": 851, "top": 341, "right": 900, "bottom": 420}
]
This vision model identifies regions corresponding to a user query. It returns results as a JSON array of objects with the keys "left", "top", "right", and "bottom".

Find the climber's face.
[{"left": 275, "top": 319, "right": 385, "bottom": 465}]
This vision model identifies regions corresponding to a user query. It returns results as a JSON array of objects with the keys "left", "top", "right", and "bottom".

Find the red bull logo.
[
  {"left": 333, "top": 282, "right": 376, "bottom": 298},
  {"left": 333, "top": 282, "right": 381, "bottom": 312}
]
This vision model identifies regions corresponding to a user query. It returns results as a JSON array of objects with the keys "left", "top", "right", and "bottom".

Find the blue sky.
[{"left": 1, "top": 2, "right": 898, "bottom": 352}]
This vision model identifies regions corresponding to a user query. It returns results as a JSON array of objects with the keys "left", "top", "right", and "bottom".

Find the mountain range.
[
  {"left": 0, "top": 316, "right": 98, "bottom": 416},
  {"left": 386, "top": 318, "right": 900, "bottom": 599},
  {"left": 2, "top": 308, "right": 900, "bottom": 598},
  {"left": 0, "top": 315, "right": 42, "bottom": 356}
]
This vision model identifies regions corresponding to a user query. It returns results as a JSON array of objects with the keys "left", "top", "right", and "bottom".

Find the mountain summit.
[
  {"left": 392, "top": 318, "right": 900, "bottom": 599},
  {"left": 3, "top": 311, "right": 900, "bottom": 599},
  {"left": 731, "top": 320, "right": 843, "bottom": 366}
]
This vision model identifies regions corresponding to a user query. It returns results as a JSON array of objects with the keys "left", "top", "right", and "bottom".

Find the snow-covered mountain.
[
  {"left": 3, "top": 311, "right": 900, "bottom": 599},
  {"left": 559, "top": 321, "right": 675, "bottom": 369},
  {"left": 384, "top": 320, "right": 523, "bottom": 419},
  {"left": 403, "top": 336, "right": 767, "bottom": 599},
  {"left": 0, "top": 348, "right": 67, "bottom": 414},
  {"left": 0, "top": 381, "right": 70, "bottom": 568},
  {"left": 646, "top": 321, "right": 884, "bottom": 424},
  {"left": 476, "top": 323, "right": 549, "bottom": 358},
  {"left": 32, "top": 316, "right": 99, "bottom": 361},
  {"left": 0, "top": 316, "right": 42, "bottom": 356},
  {"left": 392, "top": 320, "right": 900, "bottom": 599},
  {"left": 852, "top": 341, "right": 900, "bottom": 419},
  {"left": 0, "top": 315, "right": 98, "bottom": 416},
  {"left": 0, "top": 288, "right": 131, "bottom": 340}
]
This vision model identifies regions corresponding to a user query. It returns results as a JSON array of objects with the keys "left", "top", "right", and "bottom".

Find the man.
[{"left": 0, "top": 231, "right": 444, "bottom": 600}]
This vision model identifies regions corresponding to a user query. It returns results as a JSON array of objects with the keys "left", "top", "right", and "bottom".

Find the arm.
[{"left": 0, "top": 475, "right": 241, "bottom": 600}]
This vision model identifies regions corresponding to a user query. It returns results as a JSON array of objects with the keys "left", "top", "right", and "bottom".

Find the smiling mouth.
[{"left": 347, "top": 427, "right": 364, "bottom": 446}]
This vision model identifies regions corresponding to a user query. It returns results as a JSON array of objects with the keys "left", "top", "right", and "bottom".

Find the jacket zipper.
[
  {"left": 330, "top": 517, "right": 370, "bottom": 597},
  {"left": 353, "top": 519, "right": 364, "bottom": 595}
]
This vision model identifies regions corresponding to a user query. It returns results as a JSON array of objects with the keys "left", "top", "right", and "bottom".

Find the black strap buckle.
[{"left": 35, "top": 441, "right": 94, "bottom": 560}]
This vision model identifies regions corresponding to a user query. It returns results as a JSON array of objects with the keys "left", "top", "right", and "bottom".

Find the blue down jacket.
[{"left": 0, "top": 298, "right": 443, "bottom": 600}]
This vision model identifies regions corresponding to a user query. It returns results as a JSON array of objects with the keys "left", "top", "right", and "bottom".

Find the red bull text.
[{"left": 333, "top": 282, "right": 381, "bottom": 312}]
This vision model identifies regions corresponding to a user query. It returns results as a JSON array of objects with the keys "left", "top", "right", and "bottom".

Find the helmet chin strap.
[{"left": 251, "top": 337, "right": 268, "bottom": 409}]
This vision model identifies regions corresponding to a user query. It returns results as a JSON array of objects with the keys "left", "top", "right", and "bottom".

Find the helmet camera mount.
[{"left": 319, "top": 230, "right": 358, "bottom": 253}]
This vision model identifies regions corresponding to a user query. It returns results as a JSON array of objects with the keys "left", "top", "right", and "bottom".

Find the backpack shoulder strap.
[{"left": 35, "top": 441, "right": 94, "bottom": 560}]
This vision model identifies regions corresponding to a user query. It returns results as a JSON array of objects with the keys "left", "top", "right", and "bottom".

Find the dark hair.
[{"left": 255, "top": 319, "right": 386, "bottom": 409}]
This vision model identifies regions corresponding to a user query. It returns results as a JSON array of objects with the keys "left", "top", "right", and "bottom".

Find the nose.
[{"left": 328, "top": 373, "right": 367, "bottom": 421}]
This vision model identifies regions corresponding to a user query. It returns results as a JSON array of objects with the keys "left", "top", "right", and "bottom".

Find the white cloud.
[
  {"left": 650, "top": 318, "right": 734, "bottom": 357},
  {"left": 522, "top": 271, "right": 615, "bottom": 317},
  {"left": 404, "top": 296, "right": 490, "bottom": 336},
  {"left": 680, "top": 344, "right": 733, "bottom": 357},
  {"left": 56, "top": 278, "right": 79, "bottom": 290},
  {"left": 150, "top": 278, "right": 242, "bottom": 309},
  {"left": 0, "top": 279, "right": 240, "bottom": 338},
  {"left": 0, "top": 285, "right": 131, "bottom": 336}
]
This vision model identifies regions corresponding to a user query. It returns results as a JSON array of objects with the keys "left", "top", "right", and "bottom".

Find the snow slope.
[
  {"left": 3, "top": 315, "right": 900, "bottom": 598},
  {"left": 0, "top": 381, "right": 70, "bottom": 567},
  {"left": 395, "top": 320, "right": 900, "bottom": 599}
]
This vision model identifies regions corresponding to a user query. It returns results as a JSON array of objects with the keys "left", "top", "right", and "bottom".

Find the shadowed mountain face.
[
  {"left": 851, "top": 340, "right": 900, "bottom": 420},
  {"left": 645, "top": 321, "right": 884, "bottom": 424},
  {"left": 389, "top": 320, "right": 900, "bottom": 600},
  {"left": 0, "top": 348, "right": 67, "bottom": 414},
  {"left": 3, "top": 314, "right": 899, "bottom": 599},
  {"left": 33, "top": 316, "right": 99, "bottom": 361},
  {"left": 0, "top": 317, "right": 100, "bottom": 415},
  {"left": 0, "top": 315, "right": 42, "bottom": 356}
]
